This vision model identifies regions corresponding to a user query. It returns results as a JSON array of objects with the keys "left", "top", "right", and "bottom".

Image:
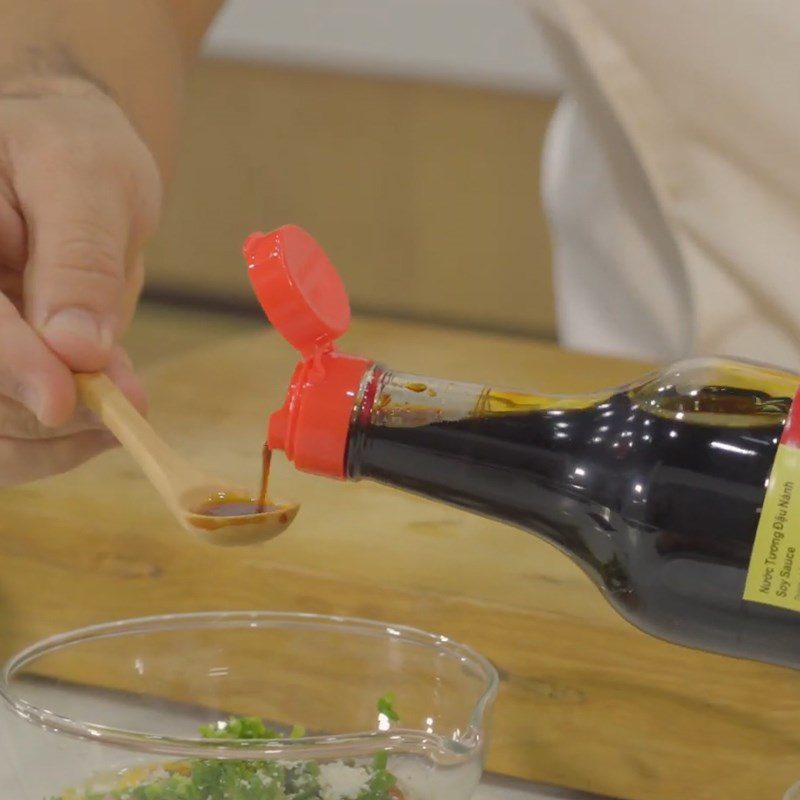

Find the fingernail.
[
  {"left": 19, "top": 384, "right": 44, "bottom": 421},
  {"left": 116, "top": 348, "right": 134, "bottom": 371},
  {"left": 44, "top": 309, "right": 112, "bottom": 350}
]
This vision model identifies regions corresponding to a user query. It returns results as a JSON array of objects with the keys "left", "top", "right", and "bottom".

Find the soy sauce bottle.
[{"left": 245, "top": 225, "right": 800, "bottom": 669}]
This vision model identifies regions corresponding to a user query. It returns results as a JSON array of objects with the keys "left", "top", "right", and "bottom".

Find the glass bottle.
[{"left": 245, "top": 226, "right": 800, "bottom": 669}]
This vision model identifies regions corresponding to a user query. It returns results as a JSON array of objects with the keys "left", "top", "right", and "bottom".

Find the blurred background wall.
[{"left": 146, "top": 0, "right": 561, "bottom": 338}]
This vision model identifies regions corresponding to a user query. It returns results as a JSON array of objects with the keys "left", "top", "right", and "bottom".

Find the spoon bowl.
[
  {"left": 76, "top": 373, "right": 299, "bottom": 546},
  {"left": 180, "top": 483, "right": 300, "bottom": 546}
]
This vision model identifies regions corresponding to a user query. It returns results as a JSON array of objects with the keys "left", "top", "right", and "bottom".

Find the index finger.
[{"left": 15, "top": 141, "right": 132, "bottom": 372}]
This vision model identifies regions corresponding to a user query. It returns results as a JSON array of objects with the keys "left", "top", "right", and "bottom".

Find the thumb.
[{"left": 19, "top": 160, "right": 130, "bottom": 372}]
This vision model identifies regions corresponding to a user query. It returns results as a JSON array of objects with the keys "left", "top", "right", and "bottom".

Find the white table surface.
[
  {"left": 0, "top": 681, "right": 601, "bottom": 799},
  {"left": 0, "top": 764, "right": 596, "bottom": 800},
  {"left": 0, "top": 761, "right": 584, "bottom": 800}
]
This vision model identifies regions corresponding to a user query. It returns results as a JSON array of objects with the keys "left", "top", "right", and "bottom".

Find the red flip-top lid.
[
  {"left": 244, "top": 224, "right": 351, "bottom": 358},
  {"left": 244, "top": 226, "right": 372, "bottom": 478}
]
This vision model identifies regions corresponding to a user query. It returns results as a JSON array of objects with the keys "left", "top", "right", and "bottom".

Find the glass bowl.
[{"left": 0, "top": 611, "right": 498, "bottom": 800}]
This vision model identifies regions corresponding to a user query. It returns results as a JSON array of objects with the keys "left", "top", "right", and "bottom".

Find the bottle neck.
[{"left": 346, "top": 366, "right": 619, "bottom": 573}]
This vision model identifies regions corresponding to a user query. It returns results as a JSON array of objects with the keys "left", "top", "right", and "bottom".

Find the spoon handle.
[{"left": 76, "top": 373, "right": 192, "bottom": 505}]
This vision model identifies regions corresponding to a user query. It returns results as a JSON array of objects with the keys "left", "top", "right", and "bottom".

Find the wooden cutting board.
[{"left": 0, "top": 317, "right": 797, "bottom": 800}]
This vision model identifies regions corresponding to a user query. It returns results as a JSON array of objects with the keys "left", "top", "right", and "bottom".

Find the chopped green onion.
[{"left": 377, "top": 692, "right": 400, "bottom": 722}]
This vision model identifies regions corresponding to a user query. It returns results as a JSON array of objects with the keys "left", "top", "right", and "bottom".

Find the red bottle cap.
[{"left": 244, "top": 225, "right": 372, "bottom": 478}]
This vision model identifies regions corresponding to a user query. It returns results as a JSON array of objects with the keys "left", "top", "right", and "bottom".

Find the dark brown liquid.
[
  {"left": 348, "top": 384, "right": 800, "bottom": 668},
  {"left": 195, "top": 446, "right": 273, "bottom": 518},
  {"left": 200, "top": 498, "right": 277, "bottom": 517},
  {"left": 257, "top": 444, "right": 271, "bottom": 512}
]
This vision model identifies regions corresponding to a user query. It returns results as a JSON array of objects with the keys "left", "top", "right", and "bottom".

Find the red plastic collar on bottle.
[
  {"left": 244, "top": 225, "right": 372, "bottom": 478},
  {"left": 781, "top": 387, "right": 800, "bottom": 448}
]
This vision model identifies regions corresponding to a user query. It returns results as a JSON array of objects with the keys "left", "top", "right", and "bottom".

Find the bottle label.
[{"left": 744, "top": 391, "right": 800, "bottom": 612}]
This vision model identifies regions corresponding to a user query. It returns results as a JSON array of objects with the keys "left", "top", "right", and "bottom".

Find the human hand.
[{"left": 0, "top": 76, "right": 160, "bottom": 484}]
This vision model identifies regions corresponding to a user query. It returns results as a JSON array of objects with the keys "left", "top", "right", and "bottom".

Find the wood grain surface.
[{"left": 1, "top": 314, "right": 797, "bottom": 800}]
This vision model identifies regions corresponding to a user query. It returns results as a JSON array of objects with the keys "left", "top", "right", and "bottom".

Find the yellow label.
[{"left": 744, "top": 444, "right": 800, "bottom": 612}]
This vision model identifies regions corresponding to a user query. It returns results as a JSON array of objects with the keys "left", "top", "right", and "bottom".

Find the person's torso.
[{"left": 528, "top": 0, "right": 800, "bottom": 368}]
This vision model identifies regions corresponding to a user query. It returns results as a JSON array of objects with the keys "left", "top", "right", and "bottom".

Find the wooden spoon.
[{"left": 76, "top": 373, "right": 299, "bottom": 546}]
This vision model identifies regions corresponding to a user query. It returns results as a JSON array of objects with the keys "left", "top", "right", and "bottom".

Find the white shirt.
[{"left": 528, "top": 1, "right": 800, "bottom": 369}]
